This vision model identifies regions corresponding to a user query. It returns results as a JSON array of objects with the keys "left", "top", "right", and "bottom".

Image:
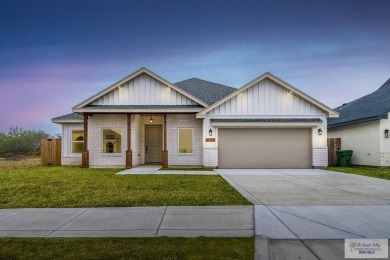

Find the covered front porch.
[
  {"left": 81, "top": 113, "right": 202, "bottom": 168},
  {"left": 81, "top": 113, "right": 168, "bottom": 168}
]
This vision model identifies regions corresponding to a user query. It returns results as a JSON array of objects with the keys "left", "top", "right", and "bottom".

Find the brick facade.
[
  {"left": 61, "top": 156, "right": 82, "bottom": 166},
  {"left": 312, "top": 148, "right": 328, "bottom": 167},
  {"left": 380, "top": 152, "right": 390, "bottom": 167},
  {"left": 167, "top": 114, "right": 203, "bottom": 166},
  {"left": 89, "top": 114, "right": 127, "bottom": 167},
  {"left": 202, "top": 148, "right": 218, "bottom": 168}
]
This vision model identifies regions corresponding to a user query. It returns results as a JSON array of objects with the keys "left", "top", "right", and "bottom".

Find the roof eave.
[
  {"left": 211, "top": 122, "right": 322, "bottom": 128},
  {"left": 73, "top": 108, "right": 203, "bottom": 113},
  {"left": 52, "top": 119, "right": 83, "bottom": 124},
  {"left": 328, "top": 116, "right": 386, "bottom": 129}
]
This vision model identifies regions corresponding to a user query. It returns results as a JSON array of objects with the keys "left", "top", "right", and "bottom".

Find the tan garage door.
[{"left": 218, "top": 128, "right": 311, "bottom": 168}]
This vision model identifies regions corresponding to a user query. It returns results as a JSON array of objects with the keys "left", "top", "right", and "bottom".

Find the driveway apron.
[{"left": 217, "top": 169, "right": 390, "bottom": 259}]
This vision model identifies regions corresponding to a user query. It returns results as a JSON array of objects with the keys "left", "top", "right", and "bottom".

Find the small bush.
[{"left": 0, "top": 127, "right": 50, "bottom": 156}]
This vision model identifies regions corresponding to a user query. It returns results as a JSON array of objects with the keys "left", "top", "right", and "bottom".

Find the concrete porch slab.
[{"left": 116, "top": 166, "right": 161, "bottom": 174}]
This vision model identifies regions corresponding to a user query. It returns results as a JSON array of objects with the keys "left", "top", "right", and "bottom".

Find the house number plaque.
[{"left": 205, "top": 138, "right": 215, "bottom": 142}]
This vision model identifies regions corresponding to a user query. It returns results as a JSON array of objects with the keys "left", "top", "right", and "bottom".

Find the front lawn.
[
  {"left": 327, "top": 166, "right": 390, "bottom": 180},
  {"left": 0, "top": 167, "right": 250, "bottom": 208},
  {"left": 0, "top": 237, "right": 254, "bottom": 260}
]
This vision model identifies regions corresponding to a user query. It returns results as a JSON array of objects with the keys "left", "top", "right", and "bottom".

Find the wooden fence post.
[{"left": 327, "top": 138, "right": 341, "bottom": 166}]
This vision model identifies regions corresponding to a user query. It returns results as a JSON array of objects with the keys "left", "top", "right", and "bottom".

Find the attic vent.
[{"left": 342, "top": 103, "right": 347, "bottom": 106}]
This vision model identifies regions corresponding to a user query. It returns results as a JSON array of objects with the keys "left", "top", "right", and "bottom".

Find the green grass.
[
  {"left": 327, "top": 166, "right": 390, "bottom": 180},
  {"left": 0, "top": 237, "right": 254, "bottom": 260},
  {"left": 0, "top": 167, "right": 250, "bottom": 208}
]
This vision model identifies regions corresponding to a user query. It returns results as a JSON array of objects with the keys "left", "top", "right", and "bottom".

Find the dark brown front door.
[{"left": 145, "top": 125, "right": 162, "bottom": 163}]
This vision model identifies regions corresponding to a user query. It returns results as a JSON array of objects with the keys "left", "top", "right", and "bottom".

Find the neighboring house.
[
  {"left": 52, "top": 67, "right": 338, "bottom": 169},
  {"left": 328, "top": 78, "right": 390, "bottom": 167}
]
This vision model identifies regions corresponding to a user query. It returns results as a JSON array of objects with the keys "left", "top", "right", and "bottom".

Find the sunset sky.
[{"left": 1, "top": 0, "right": 389, "bottom": 134}]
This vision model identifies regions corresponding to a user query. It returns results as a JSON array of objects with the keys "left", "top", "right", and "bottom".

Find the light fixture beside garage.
[
  {"left": 150, "top": 115, "right": 153, "bottom": 123},
  {"left": 385, "top": 129, "right": 389, "bottom": 138},
  {"left": 209, "top": 129, "right": 213, "bottom": 136},
  {"left": 318, "top": 128, "right": 323, "bottom": 135}
]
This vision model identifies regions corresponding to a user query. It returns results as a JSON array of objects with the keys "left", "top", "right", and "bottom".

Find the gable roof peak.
[
  {"left": 197, "top": 71, "right": 338, "bottom": 118},
  {"left": 72, "top": 67, "right": 208, "bottom": 110}
]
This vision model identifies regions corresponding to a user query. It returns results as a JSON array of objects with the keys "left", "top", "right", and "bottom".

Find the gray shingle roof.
[
  {"left": 211, "top": 118, "right": 323, "bottom": 123},
  {"left": 328, "top": 78, "right": 390, "bottom": 128},
  {"left": 174, "top": 78, "right": 236, "bottom": 106},
  {"left": 52, "top": 113, "right": 83, "bottom": 121}
]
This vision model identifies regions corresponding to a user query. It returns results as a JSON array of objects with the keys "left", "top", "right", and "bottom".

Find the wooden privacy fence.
[
  {"left": 41, "top": 138, "right": 61, "bottom": 166},
  {"left": 327, "top": 138, "right": 341, "bottom": 166}
]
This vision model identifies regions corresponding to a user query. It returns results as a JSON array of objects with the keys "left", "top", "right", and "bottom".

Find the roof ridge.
[{"left": 175, "top": 77, "right": 235, "bottom": 90}]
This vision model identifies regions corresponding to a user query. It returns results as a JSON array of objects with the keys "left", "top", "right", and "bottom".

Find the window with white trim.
[
  {"left": 71, "top": 130, "right": 84, "bottom": 154},
  {"left": 178, "top": 128, "right": 193, "bottom": 154},
  {"left": 102, "top": 129, "right": 122, "bottom": 153}
]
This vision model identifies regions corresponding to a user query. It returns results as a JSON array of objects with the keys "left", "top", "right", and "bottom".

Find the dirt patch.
[{"left": 0, "top": 156, "right": 41, "bottom": 169}]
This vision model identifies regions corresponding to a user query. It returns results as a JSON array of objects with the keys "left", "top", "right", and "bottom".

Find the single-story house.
[
  {"left": 328, "top": 78, "right": 390, "bottom": 167},
  {"left": 52, "top": 67, "right": 338, "bottom": 169}
]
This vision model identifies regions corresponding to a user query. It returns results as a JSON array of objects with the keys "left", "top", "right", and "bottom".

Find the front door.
[{"left": 145, "top": 125, "right": 162, "bottom": 163}]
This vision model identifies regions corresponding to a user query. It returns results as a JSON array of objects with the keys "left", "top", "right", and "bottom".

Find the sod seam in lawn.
[
  {"left": 0, "top": 167, "right": 251, "bottom": 208},
  {"left": 0, "top": 237, "right": 254, "bottom": 260}
]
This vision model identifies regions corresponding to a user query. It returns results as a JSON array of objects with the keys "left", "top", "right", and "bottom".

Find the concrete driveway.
[
  {"left": 216, "top": 169, "right": 390, "bottom": 259},
  {"left": 217, "top": 169, "right": 390, "bottom": 206}
]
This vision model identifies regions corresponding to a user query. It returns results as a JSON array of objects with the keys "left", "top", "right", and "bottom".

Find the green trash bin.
[{"left": 336, "top": 150, "right": 353, "bottom": 167}]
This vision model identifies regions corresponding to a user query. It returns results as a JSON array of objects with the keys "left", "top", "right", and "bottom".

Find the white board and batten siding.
[
  {"left": 208, "top": 79, "right": 325, "bottom": 116},
  {"left": 91, "top": 74, "right": 198, "bottom": 106},
  {"left": 62, "top": 123, "right": 83, "bottom": 157}
]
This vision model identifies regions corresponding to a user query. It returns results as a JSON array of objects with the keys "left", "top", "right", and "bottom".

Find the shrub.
[{"left": 0, "top": 127, "right": 50, "bottom": 155}]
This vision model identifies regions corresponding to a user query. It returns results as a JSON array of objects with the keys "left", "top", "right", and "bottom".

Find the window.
[
  {"left": 178, "top": 128, "right": 193, "bottom": 154},
  {"left": 102, "top": 129, "right": 122, "bottom": 153},
  {"left": 71, "top": 130, "right": 84, "bottom": 154}
]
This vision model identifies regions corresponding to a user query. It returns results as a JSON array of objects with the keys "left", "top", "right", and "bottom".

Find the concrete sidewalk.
[{"left": 0, "top": 206, "right": 253, "bottom": 238}]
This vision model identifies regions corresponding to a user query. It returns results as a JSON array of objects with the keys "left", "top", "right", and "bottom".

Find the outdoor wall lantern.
[
  {"left": 150, "top": 115, "right": 153, "bottom": 123},
  {"left": 209, "top": 129, "right": 213, "bottom": 136},
  {"left": 318, "top": 128, "right": 323, "bottom": 135},
  {"left": 385, "top": 129, "right": 389, "bottom": 138}
]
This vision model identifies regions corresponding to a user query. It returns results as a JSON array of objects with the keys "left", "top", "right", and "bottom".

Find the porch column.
[
  {"left": 162, "top": 114, "right": 168, "bottom": 168},
  {"left": 126, "top": 113, "right": 132, "bottom": 168},
  {"left": 81, "top": 113, "right": 89, "bottom": 168}
]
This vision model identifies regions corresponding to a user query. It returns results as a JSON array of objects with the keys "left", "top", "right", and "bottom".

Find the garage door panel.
[
  {"left": 219, "top": 139, "right": 309, "bottom": 149},
  {"left": 219, "top": 128, "right": 309, "bottom": 139},
  {"left": 219, "top": 148, "right": 310, "bottom": 159},
  {"left": 220, "top": 158, "right": 311, "bottom": 169},
  {"left": 218, "top": 128, "right": 311, "bottom": 168}
]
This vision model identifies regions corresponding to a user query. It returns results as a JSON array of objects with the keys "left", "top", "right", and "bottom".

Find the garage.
[{"left": 218, "top": 128, "right": 312, "bottom": 168}]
